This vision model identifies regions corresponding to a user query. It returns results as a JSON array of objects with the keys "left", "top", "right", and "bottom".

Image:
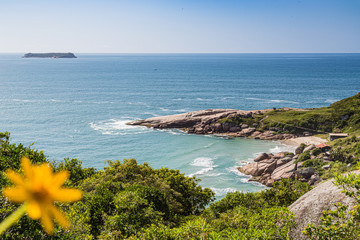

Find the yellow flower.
[{"left": 2, "top": 157, "right": 82, "bottom": 234}]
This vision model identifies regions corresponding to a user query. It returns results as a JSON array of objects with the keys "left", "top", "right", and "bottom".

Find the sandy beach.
[{"left": 282, "top": 136, "right": 328, "bottom": 147}]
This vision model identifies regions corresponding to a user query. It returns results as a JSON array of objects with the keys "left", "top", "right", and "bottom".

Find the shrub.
[
  {"left": 297, "top": 151, "right": 311, "bottom": 162},
  {"left": 311, "top": 148, "right": 322, "bottom": 156}
]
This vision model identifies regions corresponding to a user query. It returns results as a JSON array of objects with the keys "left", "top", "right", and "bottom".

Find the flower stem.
[{"left": 0, "top": 204, "right": 26, "bottom": 235}]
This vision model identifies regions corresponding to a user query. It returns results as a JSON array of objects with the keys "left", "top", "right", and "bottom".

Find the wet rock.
[{"left": 249, "top": 176, "right": 261, "bottom": 182}]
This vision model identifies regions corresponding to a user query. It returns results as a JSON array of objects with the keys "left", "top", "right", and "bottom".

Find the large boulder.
[
  {"left": 273, "top": 152, "right": 286, "bottom": 159},
  {"left": 270, "top": 160, "right": 296, "bottom": 181},
  {"left": 276, "top": 156, "right": 293, "bottom": 167},
  {"left": 288, "top": 176, "right": 358, "bottom": 240},
  {"left": 238, "top": 159, "right": 276, "bottom": 177},
  {"left": 238, "top": 162, "right": 258, "bottom": 176},
  {"left": 253, "top": 153, "right": 269, "bottom": 162},
  {"left": 296, "top": 167, "right": 315, "bottom": 179}
]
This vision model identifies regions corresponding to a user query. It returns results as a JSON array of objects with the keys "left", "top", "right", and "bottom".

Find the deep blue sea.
[{"left": 1, "top": 53, "right": 359, "bottom": 199}]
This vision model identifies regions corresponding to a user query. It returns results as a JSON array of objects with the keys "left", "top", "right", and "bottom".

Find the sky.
[{"left": 0, "top": 0, "right": 359, "bottom": 53}]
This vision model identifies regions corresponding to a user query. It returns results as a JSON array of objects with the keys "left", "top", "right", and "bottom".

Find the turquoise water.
[{"left": 0, "top": 53, "right": 359, "bottom": 198}]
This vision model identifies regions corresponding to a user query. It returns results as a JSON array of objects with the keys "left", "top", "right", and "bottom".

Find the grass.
[{"left": 218, "top": 93, "right": 360, "bottom": 135}]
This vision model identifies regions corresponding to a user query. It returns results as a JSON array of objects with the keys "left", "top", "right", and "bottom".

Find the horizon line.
[{"left": 1, "top": 52, "right": 360, "bottom": 55}]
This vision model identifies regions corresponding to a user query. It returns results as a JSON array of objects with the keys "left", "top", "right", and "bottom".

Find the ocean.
[{"left": 0, "top": 53, "right": 359, "bottom": 199}]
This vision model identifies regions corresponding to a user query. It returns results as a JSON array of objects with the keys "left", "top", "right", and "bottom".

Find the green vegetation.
[
  {"left": 2, "top": 94, "right": 360, "bottom": 239},
  {"left": 297, "top": 151, "right": 311, "bottom": 162},
  {"left": 261, "top": 107, "right": 334, "bottom": 134},
  {"left": 217, "top": 113, "right": 262, "bottom": 127},
  {"left": 218, "top": 92, "right": 360, "bottom": 135},
  {"left": 0, "top": 132, "right": 313, "bottom": 239},
  {"left": 330, "top": 135, "right": 360, "bottom": 164}
]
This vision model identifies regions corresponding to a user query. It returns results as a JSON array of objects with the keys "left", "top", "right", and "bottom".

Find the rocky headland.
[
  {"left": 127, "top": 108, "right": 298, "bottom": 141},
  {"left": 128, "top": 92, "right": 360, "bottom": 188}
]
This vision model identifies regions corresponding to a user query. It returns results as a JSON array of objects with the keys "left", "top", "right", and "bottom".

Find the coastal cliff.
[{"left": 23, "top": 52, "right": 77, "bottom": 58}]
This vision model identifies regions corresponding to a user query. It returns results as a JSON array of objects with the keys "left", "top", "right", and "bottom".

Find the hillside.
[{"left": 258, "top": 92, "right": 360, "bottom": 134}]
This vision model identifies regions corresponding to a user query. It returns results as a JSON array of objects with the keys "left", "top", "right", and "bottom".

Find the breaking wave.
[{"left": 89, "top": 118, "right": 151, "bottom": 135}]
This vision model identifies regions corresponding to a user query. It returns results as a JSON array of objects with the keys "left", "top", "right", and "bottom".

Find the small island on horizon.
[{"left": 22, "top": 52, "right": 77, "bottom": 58}]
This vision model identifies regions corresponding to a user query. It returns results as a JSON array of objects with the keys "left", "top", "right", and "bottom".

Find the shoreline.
[
  {"left": 281, "top": 136, "right": 328, "bottom": 147},
  {"left": 128, "top": 109, "right": 331, "bottom": 187}
]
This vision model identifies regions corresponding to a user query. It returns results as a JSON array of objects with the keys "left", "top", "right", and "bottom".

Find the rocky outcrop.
[
  {"left": 128, "top": 109, "right": 264, "bottom": 128},
  {"left": 238, "top": 153, "right": 300, "bottom": 187},
  {"left": 238, "top": 143, "right": 331, "bottom": 187},
  {"left": 127, "top": 109, "right": 297, "bottom": 141},
  {"left": 288, "top": 175, "right": 358, "bottom": 239}
]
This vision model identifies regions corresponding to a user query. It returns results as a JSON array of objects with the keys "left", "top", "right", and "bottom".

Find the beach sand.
[{"left": 282, "top": 136, "right": 328, "bottom": 147}]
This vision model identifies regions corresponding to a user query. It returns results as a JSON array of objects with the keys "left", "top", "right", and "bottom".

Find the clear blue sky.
[{"left": 0, "top": 0, "right": 359, "bottom": 53}]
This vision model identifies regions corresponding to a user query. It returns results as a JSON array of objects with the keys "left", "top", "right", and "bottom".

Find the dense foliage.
[
  {"left": 3, "top": 93, "right": 360, "bottom": 239},
  {"left": 330, "top": 135, "right": 360, "bottom": 164},
  {"left": 0, "top": 132, "right": 315, "bottom": 239}
]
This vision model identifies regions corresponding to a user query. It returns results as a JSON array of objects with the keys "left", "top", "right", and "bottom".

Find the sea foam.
[
  {"left": 89, "top": 118, "right": 150, "bottom": 135},
  {"left": 210, "top": 187, "right": 238, "bottom": 196}
]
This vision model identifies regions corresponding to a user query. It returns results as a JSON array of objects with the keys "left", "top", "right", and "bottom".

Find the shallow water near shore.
[{"left": 0, "top": 53, "right": 359, "bottom": 199}]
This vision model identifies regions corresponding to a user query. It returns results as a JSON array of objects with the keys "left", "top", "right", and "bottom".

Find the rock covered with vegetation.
[
  {"left": 128, "top": 108, "right": 297, "bottom": 140},
  {"left": 129, "top": 93, "right": 360, "bottom": 141},
  {"left": 23, "top": 53, "right": 77, "bottom": 58},
  {"left": 239, "top": 140, "right": 358, "bottom": 187}
]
